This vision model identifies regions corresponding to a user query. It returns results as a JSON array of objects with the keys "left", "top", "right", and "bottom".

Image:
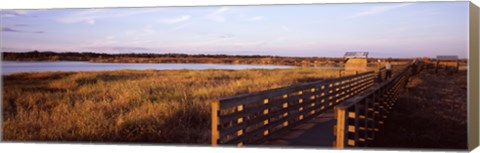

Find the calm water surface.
[{"left": 1, "top": 61, "right": 297, "bottom": 75}]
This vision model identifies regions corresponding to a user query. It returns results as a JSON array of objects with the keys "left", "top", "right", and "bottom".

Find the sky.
[{"left": 0, "top": 2, "right": 470, "bottom": 58}]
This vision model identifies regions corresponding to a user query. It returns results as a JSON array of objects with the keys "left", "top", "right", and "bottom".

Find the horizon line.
[{"left": 1, "top": 50, "right": 469, "bottom": 59}]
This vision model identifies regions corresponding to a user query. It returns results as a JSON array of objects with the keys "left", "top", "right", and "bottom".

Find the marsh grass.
[{"left": 2, "top": 68, "right": 343, "bottom": 144}]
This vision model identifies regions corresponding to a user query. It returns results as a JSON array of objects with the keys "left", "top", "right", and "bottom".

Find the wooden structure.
[
  {"left": 344, "top": 52, "right": 369, "bottom": 72},
  {"left": 334, "top": 62, "right": 422, "bottom": 148},
  {"left": 211, "top": 61, "right": 421, "bottom": 147},
  {"left": 211, "top": 71, "right": 377, "bottom": 146},
  {"left": 435, "top": 55, "right": 460, "bottom": 73}
]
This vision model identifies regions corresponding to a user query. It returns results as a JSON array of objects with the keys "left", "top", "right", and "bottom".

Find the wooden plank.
[
  {"left": 251, "top": 106, "right": 333, "bottom": 145},
  {"left": 221, "top": 101, "right": 333, "bottom": 139},
  {"left": 219, "top": 81, "right": 327, "bottom": 109},
  {"left": 219, "top": 91, "right": 317, "bottom": 125},
  {"left": 222, "top": 92, "right": 322, "bottom": 124},
  {"left": 225, "top": 108, "right": 308, "bottom": 144}
]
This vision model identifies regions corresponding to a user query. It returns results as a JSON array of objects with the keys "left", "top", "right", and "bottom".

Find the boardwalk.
[
  {"left": 212, "top": 61, "right": 422, "bottom": 148},
  {"left": 212, "top": 71, "right": 377, "bottom": 146},
  {"left": 261, "top": 109, "right": 336, "bottom": 147},
  {"left": 261, "top": 81, "right": 380, "bottom": 147}
]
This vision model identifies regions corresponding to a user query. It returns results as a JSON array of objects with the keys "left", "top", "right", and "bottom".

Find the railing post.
[
  {"left": 353, "top": 103, "right": 360, "bottom": 147},
  {"left": 376, "top": 68, "right": 383, "bottom": 83},
  {"left": 211, "top": 100, "right": 220, "bottom": 146},
  {"left": 335, "top": 106, "right": 348, "bottom": 149},
  {"left": 444, "top": 61, "right": 448, "bottom": 71},
  {"left": 364, "top": 96, "right": 373, "bottom": 146},
  {"left": 236, "top": 104, "right": 245, "bottom": 146},
  {"left": 369, "top": 92, "right": 378, "bottom": 142},
  {"left": 263, "top": 98, "right": 270, "bottom": 137},
  {"left": 456, "top": 60, "right": 460, "bottom": 73}
]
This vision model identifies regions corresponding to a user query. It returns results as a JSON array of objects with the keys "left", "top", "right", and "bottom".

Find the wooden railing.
[
  {"left": 434, "top": 59, "right": 461, "bottom": 73},
  {"left": 212, "top": 71, "right": 377, "bottom": 146},
  {"left": 333, "top": 62, "right": 422, "bottom": 148}
]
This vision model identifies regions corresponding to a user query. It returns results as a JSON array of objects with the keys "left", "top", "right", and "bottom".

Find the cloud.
[
  {"left": 60, "top": 17, "right": 96, "bottom": 25},
  {"left": 232, "top": 41, "right": 267, "bottom": 47},
  {"left": 2, "top": 27, "right": 20, "bottom": 32},
  {"left": 281, "top": 26, "right": 290, "bottom": 32},
  {"left": 205, "top": 6, "right": 230, "bottom": 22},
  {"left": 1, "top": 47, "right": 19, "bottom": 51},
  {"left": 218, "top": 34, "right": 235, "bottom": 39},
  {"left": 11, "top": 24, "right": 30, "bottom": 27},
  {"left": 57, "top": 8, "right": 164, "bottom": 25},
  {"left": 1, "top": 10, "right": 31, "bottom": 17},
  {"left": 83, "top": 46, "right": 156, "bottom": 53},
  {"left": 170, "top": 23, "right": 191, "bottom": 31},
  {"left": 160, "top": 15, "right": 191, "bottom": 24},
  {"left": 85, "top": 36, "right": 118, "bottom": 47},
  {"left": 271, "top": 36, "right": 288, "bottom": 43},
  {"left": 2, "top": 26, "right": 44, "bottom": 34},
  {"left": 57, "top": 9, "right": 104, "bottom": 25},
  {"left": 125, "top": 24, "right": 157, "bottom": 36},
  {"left": 245, "top": 16, "right": 265, "bottom": 21},
  {"left": 213, "top": 7, "right": 229, "bottom": 14},
  {"left": 85, "top": 18, "right": 95, "bottom": 25},
  {"left": 143, "top": 24, "right": 155, "bottom": 33},
  {"left": 349, "top": 3, "right": 413, "bottom": 18}
]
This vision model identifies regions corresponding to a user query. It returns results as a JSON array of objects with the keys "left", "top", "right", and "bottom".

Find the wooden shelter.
[{"left": 344, "top": 52, "right": 369, "bottom": 71}]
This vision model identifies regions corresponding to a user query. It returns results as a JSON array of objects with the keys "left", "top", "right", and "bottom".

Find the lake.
[{"left": 1, "top": 61, "right": 297, "bottom": 75}]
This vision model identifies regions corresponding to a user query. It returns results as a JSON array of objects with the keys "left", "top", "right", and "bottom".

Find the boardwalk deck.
[{"left": 261, "top": 109, "right": 336, "bottom": 147}]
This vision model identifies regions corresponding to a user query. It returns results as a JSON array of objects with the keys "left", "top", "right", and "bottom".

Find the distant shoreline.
[
  {"left": 1, "top": 61, "right": 300, "bottom": 75},
  {"left": 2, "top": 51, "right": 418, "bottom": 67}
]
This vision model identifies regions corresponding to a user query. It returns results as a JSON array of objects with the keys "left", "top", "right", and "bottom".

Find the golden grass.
[{"left": 3, "top": 68, "right": 344, "bottom": 144}]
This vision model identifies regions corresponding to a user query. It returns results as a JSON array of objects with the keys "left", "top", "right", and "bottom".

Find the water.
[{"left": 1, "top": 61, "right": 297, "bottom": 75}]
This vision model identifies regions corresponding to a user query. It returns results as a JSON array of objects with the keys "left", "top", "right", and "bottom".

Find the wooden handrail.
[
  {"left": 212, "top": 70, "right": 378, "bottom": 146},
  {"left": 334, "top": 61, "right": 423, "bottom": 148}
]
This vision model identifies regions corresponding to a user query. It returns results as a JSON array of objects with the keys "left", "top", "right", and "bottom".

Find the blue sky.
[{"left": 1, "top": 2, "right": 469, "bottom": 58}]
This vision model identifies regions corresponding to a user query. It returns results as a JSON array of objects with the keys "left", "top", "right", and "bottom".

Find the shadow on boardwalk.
[
  {"left": 370, "top": 69, "right": 467, "bottom": 149},
  {"left": 261, "top": 109, "right": 336, "bottom": 148}
]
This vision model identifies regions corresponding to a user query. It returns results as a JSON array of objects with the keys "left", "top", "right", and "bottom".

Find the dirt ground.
[{"left": 370, "top": 67, "right": 468, "bottom": 150}]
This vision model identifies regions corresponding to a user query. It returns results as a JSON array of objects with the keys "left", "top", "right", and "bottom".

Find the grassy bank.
[{"left": 2, "top": 68, "right": 342, "bottom": 144}]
